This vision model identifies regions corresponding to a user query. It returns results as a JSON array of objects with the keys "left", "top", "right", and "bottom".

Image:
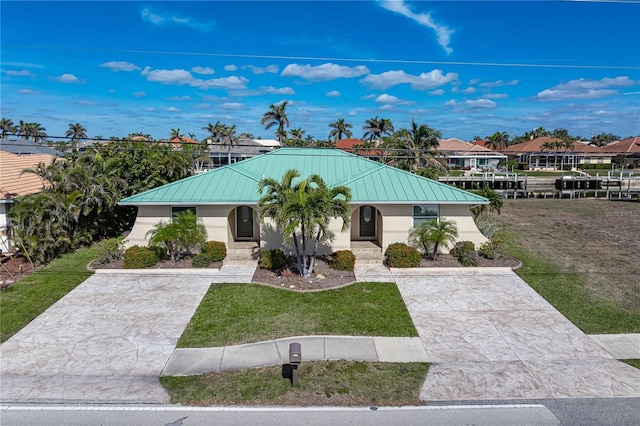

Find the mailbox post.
[{"left": 289, "top": 343, "right": 301, "bottom": 387}]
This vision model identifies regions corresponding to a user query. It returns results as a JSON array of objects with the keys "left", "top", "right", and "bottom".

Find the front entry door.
[
  {"left": 359, "top": 205, "right": 376, "bottom": 239},
  {"left": 236, "top": 206, "right": 254, "bottom": 239}
]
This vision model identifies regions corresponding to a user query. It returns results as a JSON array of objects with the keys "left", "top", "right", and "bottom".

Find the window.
[
  {"left": 171, "top": 206, "right": 196, "bottom": 219},
  {"left": 413, "top": 204, "right": 439, "bottom": 227}
]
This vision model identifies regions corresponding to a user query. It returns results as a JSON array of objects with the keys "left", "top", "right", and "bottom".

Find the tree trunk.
[{"left": 291, "top": 233, "right": 304, "bottom": 277}]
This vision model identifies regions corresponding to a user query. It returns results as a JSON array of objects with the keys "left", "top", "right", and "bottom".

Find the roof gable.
[{"left": 119, "top": 148, "right": 488, "bottom": 205}]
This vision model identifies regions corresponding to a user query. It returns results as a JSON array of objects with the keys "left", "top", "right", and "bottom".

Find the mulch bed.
[{"left": 0, "top": 255, "right": 36, "bottom": 288}]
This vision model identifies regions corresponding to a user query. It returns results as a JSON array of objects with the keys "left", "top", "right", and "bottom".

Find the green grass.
[
  {"left": 0, "top": 246, "right": 97, "bottom": 343},
  {"left": 622, "top": 359, "right": 640, "bottom": 369},
  {"left": 506, "top": 240, "right": 640, "bottom": 334},
  {"left": 178, "top": 282, "right": 418, "bottom": 348},
  {"left": 161, "top": 361, "right": 429, "bottom": 406}
]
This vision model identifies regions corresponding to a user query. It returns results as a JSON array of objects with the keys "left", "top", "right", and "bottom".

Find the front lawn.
[
  {"left": 177, "top": 282, "right": 418, "bottom": 348},
  {"left": 0, "top": 246, "right": 97, "bottom": 342},
  {"left": 161, "top": 361, "right": 429, "bottom": 406}
]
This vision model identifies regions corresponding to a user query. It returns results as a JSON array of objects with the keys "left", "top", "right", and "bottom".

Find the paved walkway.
[
  {"left": 0, "top": 263, "right": 255, "bottom": 403},
  {"left": 391, "top": 267, "right": 640, "bottom": 400}
]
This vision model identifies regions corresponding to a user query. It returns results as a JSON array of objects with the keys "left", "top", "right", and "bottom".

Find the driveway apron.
[
  {"left": 393, "top": 268, "right": 640, "bottom": 401},
  {"left": 0, "top": 271, "right": 218, "bottom": 403}
]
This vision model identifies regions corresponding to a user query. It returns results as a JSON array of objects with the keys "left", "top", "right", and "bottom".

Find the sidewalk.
[{"left": 162, "top": 336, "right": 428, "bottom": 376}]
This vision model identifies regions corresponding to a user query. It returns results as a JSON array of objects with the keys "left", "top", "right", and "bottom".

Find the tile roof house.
[
  {"left": 335, "top": 138, "right": 383, "bottom": 159},
  {"left": 601, "top": 137, "right": 640, "bottom": 167},
  {"left": 501, "top": 137, "right": 615, "bottom": 170},
  {"left": 0, "top": 138, "right": 63, "bottom": 252},
  {"left": 120, "top": 148, "right": 489, "bottom": 259},
  {"left": 437, "top": 138, "right": 507, "bottom": 170}
]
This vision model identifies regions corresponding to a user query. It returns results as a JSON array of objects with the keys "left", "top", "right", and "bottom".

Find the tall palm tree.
[
  {"left": 202, "top": 121, "right": 225, "bottom": 145},
  {"left": 287, "top": 127, "right": 306, "bottom": 146},
  {"left": 393, "top": 119, "right": 442, "bottom": 172},
  {"left": 532, "top": 127, "right": 550, "bottom": 139},
  {"left": 257, "top": 169, "right": 351, "bottom": 277},
  {"left": 328, "top": 118, "right": 353, "bottom": 142},
  {"left": 170, "top": 128, "right": 184, "bottom": 147},
  {"left": 220, "top": 123, "right": 239, "bottom": 164},
  {"left": 1, "top": 118, "right": 16, "bottom": 138},
  {"left": 485, "top": 131, "right": 510, "bottom": 150},
  {"left": 261, "top": 100, "right": 290, "bottom": 145},
  {"left": 27, "top": 122, "right": 47, "bottom": 143},
  {"left": 65, "top": 122, "right": 87, "bottom": 150},
  {"left": 362, "top": 116, "right": 394, "bottom": 146}
]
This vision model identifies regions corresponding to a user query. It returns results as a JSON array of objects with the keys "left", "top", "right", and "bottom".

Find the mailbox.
[{"left": 289, "top": 343, "right": 302, "bottom": 364}]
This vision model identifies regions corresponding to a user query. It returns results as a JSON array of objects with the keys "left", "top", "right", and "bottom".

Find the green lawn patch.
[
  {"left": 507, "top": 241, "right": 640, "bottom": 334},
  {"left": 178, "top": 282, "right": 418, "bottom": 348},
  {"left": 161, "top": 361, "right": 429, "bottom": 406},
  {"left": 622, "top": 359, "right": 640, "bottom": 370},
  {"left": 0, "top": 246, "right": 97, "bottom": 343}
]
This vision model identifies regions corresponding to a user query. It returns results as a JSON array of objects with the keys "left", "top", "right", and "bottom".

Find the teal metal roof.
[{"left": 119, "top": 148, "right": 488, "bottom": 205}]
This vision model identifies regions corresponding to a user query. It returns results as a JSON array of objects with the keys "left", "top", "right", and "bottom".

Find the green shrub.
[
  {"left": 201, "top": 241, "right": 227, "bottom": 262},
  {"left": 123, "top": 245, "right": 158, "bottom": 269},
  {"left": 191, "top": 253, "right": 211, "bottom": 268},
  {"left": 385, "top": 243, "right": 421, "bottom": 268},
  {"left": 95, "top": 237, "right": 125, "bottom": 264},
  {"left": 330, "top": 250, "right": 356, "bottom": 271},
  {"left": 450, "top": 241, "right": 478, "bottom": 267},
  {"left": 479, "top": 238, "right": 507, "bottom": 260},
  {"left": 258, "top": 249, "right": 287, "bottom": 270},
  {"left": 149, "top": 244, "right": 167, "bottom": 260}
]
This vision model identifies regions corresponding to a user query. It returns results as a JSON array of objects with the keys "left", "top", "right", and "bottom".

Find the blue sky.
[{"left": 2, "top": 1, "right": 639, "bottom": 142}]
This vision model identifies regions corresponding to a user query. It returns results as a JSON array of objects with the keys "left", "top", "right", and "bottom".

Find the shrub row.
[
  {"left": 384, "top": 239, "right": 507, "bottom": 268},
  {"left": 122, "top": 241, "right": 227, "bottom": 269}
]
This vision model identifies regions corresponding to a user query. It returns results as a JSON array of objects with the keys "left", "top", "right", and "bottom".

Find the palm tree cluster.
[
  {"left": 202, "top": 121, "right": 239, "bottom": 163},
  {"left": 257, "top": 169, "right": 351, "bottom": 277}
]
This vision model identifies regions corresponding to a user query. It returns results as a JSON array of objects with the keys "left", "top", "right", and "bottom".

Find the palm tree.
[
  {"left": 532, "top": 127, "right": 550, "bottom": 139},
  {"left": 27, "top": 122, "right": 47, "bottom": 143},
  {"left": 1, "top": 118, "right": 16, "bottom": 138},
  {"left": 257, "top": 169, "right": 351, "bottom": 277},
  {"left": 170, "top": 128, "right": 184, "bottom": 147},
  {"left": 485, "top": 131, "right": 510, "bottom": 150},
  {"left": 328, "top": 118, "right": 353, "bottom": 142},
  {"left": 409, "top": 218, "right": 458, "bottom": 260},
  {"left": 390, "top": 119, "right": 442, "bottom": 172},
  {"left": 220, "top": 123, "right": 239, "bottom": 164},
  {"left": 65, "top": 122, "right": 87, "bottom": 150},
  {"left": 261, "top": 100, "right": 290, "bottom": 145},
  {"left": 470, "top": 185, "right": 503, "bottom": 218},
  {"left": 362, "top": 116, "right": 394, "bottom": 146},
  {"left": 286, "top": 127, "right": 306, "bottom": 146},
  {"left": 202, "top": 121, "right": 225, "bottom": 145}
]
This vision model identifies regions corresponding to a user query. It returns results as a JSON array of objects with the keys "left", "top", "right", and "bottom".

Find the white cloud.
[
  {"left": 6, "top": 69, "right": 36, "bottom": 77},
  {"left": 100, "top": 61, "right": 141, "bottom": 72},
  {"left": 376, "top": 94, "right": 413, "bottom": 105},
  {"left": 132, "top": 91, "right": 146, "bottom": 98},
  {"left": 282, "top": 63, "right": 370, "bottom": 81},
  {"left": 192, "top": 66, "right": 215, "bottom": 75},
  {"left": 479, "top": 79, "right": 519, "bottom": 88},
  {"left": 165, "top": 95, "right": 192, "bottom": 101},
  {"left": 17, "top": 89, "right": 41, "bottom": 95},
  {"left": 140, "top": 6, "right": 214, "bottom": 32},
  {"left": 165, "top": 106, "right": 180, "bottom": 112},
  {"left": 452, "top": 87, "right": 476, "bottom": 94},
  {"left": 221, "top": 102, "right": 243, "bottom": 110},
  {"left": 231, "top": 86, "right": 295, "bottom": 97},
  {"left": 379, "top": 0, "right": 454, "bottom": 55},
  {"left": 140, "top": 66, "right": 248, "bottom": 90},
  {"left": 52, "top": 73, "right": 84, "bottom": 83},
  {"left": 444, "top": 99, "right": 457, "bottom": 107},
  {"left": 445, "top": 99, "right": 496, "bottom": 109},
  {"left": 361, "top": 69, "right": 458, "bottom": 90},
  {"left": 225, "top": 64, "right": 238, "bottom": 72},
  {"left": 429, "top": 89, "right": 445, "bottom": 96},
  {"left": 535, "top": 76, "right": 635, "bottom": 101},
  {"left": 243, "top": 65, "right": 279, "bottom": 74},
  {"left": 326, "top": 90, "right": 341, "bottom": 97},
  {"left": 485, "top": 93, "right": 508, "bottom": 99},
  {"left": 79, "top": 100, "right": 99, "bottom": 106}
]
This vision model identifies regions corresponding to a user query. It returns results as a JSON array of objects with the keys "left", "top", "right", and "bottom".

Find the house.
[
  {"left": 500, "top": 137, "right": 615, "bottom": 170},
  {"left": 601, "top": 137, "right": 640, "bottom": 168},
  {"left": 119, "top": 148, "right": 489, "bottom": 259},
  {"left": 335, "top": 138, "right": 383, "bottom": 160},
  {"left": 207, "top": 138, "right": 274, "bottom": 168},
  {"left": 437, "top": 138, "right": 507, "bottom": 171},
  {"left": 0, "top": 138, "right": 63, "bottom": 252}
]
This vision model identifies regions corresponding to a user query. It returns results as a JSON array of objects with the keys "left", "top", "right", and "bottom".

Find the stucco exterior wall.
[
  {"left": 124, "top": 205, "right": 171, "bottom": 248},
  {"left": 260, "top": 216, "right": 349, "bottom": 255},
  {"left": 440, "top": 204, "right": 488, "bottom": 249}
]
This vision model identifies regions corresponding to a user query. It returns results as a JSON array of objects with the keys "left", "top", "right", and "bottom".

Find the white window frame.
[{"left": 413, "top": 204, "right": 439, "bottom": 227}]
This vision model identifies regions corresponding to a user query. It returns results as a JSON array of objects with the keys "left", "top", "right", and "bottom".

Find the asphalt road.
[{"left": 2, "top": 399, "right": 639, "bottom": 425}]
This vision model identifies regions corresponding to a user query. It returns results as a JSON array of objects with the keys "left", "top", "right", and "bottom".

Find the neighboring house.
[
  {"left": 437, "top": 138, "right": 507, "bottom": 171},
  {"left": 119, "top": 148, "right": 489, "bottom": 258},
  {"left": 335, "top": 138, "right": 383, "bottom": 160},
  {"left": 601, "top": 137, "right": 640, "bottom": 168},
  {"left": 207, "top": 138, "right": 274, "bottom": 168},
  {"left": 501, "top": 137, "right": 614, "bottom": 170},
  {"left": 0, "top": 138, "right": 63, "bottom": 252}
]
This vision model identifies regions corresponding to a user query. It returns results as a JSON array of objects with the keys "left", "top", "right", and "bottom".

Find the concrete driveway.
[
  {"left": 392, "top": 268, "right": 640, "bottom": 400},
  {"left": 0, "top": 266, "right": 254, "bottom": 403}
]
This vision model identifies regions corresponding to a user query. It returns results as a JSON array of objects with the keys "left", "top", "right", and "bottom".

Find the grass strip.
[
  {"left": 161, "top": 361, "right": 429, "bottom": 406},
  {"left": 506, "top": 241, "right": 640, "bottom": 334},
  {"left": 178, "top": 282, "right": 418, "bottom": 348},
  {"left": 622, "top": 359, "right": 640, "bottom": 369},
  {"left": 0, "top": 247, "right": 97, "bottom": 342}
]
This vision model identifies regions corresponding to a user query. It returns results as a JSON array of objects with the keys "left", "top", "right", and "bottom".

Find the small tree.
[
  {"left": 409, "top": 218, "right": 458, "bottom": 260},
  {"left": 146, "top": 210, "right": 207, "bottom": 262},
  {"left": 470, "top": 185, "right": 503, "bottom": 218}
]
